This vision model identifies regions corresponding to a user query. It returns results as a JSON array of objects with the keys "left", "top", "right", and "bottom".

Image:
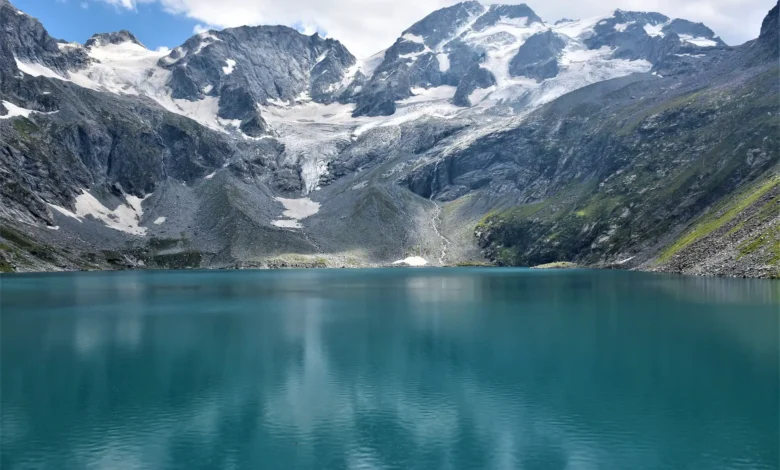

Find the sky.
[{"left": 12, "top": 0, "right": 777, "bottom": 58}]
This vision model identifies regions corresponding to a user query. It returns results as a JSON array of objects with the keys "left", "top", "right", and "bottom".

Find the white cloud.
[
  {"left": 192, "top": 23, "right": 212, "bottom": 34},
  {"left": 93, "top": 0, "right": 776, "bottom": 57},
  {"left": 80, "top": 1, "right": 89, "bottom": 8}
]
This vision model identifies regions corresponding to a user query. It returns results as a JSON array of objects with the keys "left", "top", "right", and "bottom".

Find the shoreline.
[{"left": 2, "top": 263, "right": 777, "bottom": 280}]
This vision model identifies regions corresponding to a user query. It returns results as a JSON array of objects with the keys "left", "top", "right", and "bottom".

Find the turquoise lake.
[{"left": 1, "top": 269, "right": 778, "bottom": 469}]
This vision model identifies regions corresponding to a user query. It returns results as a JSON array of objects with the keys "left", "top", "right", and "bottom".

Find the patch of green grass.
[
  {"left": 0, "top": 225, "right": 37, "bottom": 251},
  {"left": 0, "top": 225, "right": 57, "bottom": 262},
  {"left": 12, "top": 117, "right": 39, "bottom": 136},
  {"left": 738, "top": 225, "right": 780, "bottom": 264},
  {"left": 659, "top": 176, "right": 779, "bottom": 263}
]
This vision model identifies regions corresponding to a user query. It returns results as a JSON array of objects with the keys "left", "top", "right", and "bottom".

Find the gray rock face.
[
  {"left": 158, "top": 26, "right": 355, "bottom": 129},
  {"left": 84, "top": 30, "right": 143, "bottom": 48},
  {"left": 351, "top": 1, "right": 491, "bottom": 116},
  {"left": 509, "top": 30, "right": 567, "bottom": 81},
  {"left": 160, "top": 27, "right": 354, "bottom": 103},
  {"left": 584, "top": 11, "right": 669, "bottom": 61},
  {"left": 453, "top": 64, "right": 496, "bottom": 106},
  {"left": 404, "top": 1, "right": 486, "bottom": 48},
  {"left": 472, "top": 4, "right": 542, "bottom": 31},
  {"left": 0, "top": 0, "right": 88, "bottom": 76},
  {"left": 662, "top": 19, "right": 725, "bottom": 46}
]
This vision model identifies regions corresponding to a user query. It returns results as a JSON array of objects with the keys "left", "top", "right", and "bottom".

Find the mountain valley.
[{"left": 0, "top": 0, "right": 777, "bottom": 276}]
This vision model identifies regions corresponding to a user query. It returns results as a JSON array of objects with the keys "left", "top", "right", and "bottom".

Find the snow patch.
[
  {"left": 436, "top": 53, "right": 450, "bottom": 72},
  {"left": 679, "top": 35, "right": 717, "bottom": 47},
  {"left": 402, "top": 33, "right": 425, "bottom": 43},
  {"left": 48, "top": 190, "right": 150, "bottom": 236},
  {"left": 222, "top": 59, "right": 236, "bottom": 75},
  {"left": 392, "top": 256, "right": 428, "bottom": 267},
  {"left": 204, "top": 170, "right": 218, "bottom": 180},
  {"left": 271, "top": 219, "right": 303, "bottom": 229},
  {"left": 272, "top": 197, "right": 320, "bottom": 229},
  {"left": 14, "top": 59, "right": 68, "bottom": 81},
  {"left": 0, "top": 100, "right": 57, "bottom": 120},
  {"left": 153, "top": 217, "right": 166, "bottom": 225},
  {"left": 552, "top": 16, "right": 605, "bottom": 39},
  {"left": 57, "top": 42, "right": 81, "bottom": 51},
  {"left": 643, "top": 23, "right": 665, "bottom": 37},
  {"left": 43, "top": 41, "right": 236, "bottom": 133},
  {"left": 0, "top": 101, "right": 34, "bottom": 119},
  {"left": 613, "top": 22, "right": 635, "bottom": 32},
  {"left": 314, "top": 51, "right": 329, "bottom": 65}
]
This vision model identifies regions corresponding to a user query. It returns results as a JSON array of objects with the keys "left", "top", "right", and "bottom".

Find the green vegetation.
[
  {"left": 0, "top": 225, "right": 57, "bottom": 262},
  {"left": 12, "top": 117, "right": 39, "bottom": 136},
  {"left": 0, "top": 255, "right": 14, "bottom": 273},
  {"left": 738, "top": 225, "right": 780, "bottom": 264},
  {"left": 659, "top": 176, "right": 779, "bottom": 263}
]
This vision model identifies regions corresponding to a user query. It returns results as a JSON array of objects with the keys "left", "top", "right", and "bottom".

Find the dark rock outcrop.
[{"left": 509, "top": 30, "right": 567, "bottom": 81}]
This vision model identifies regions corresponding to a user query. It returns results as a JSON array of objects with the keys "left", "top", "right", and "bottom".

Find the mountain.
[{"left": 0, "top": 0, "right": 777, "bottom": 277}]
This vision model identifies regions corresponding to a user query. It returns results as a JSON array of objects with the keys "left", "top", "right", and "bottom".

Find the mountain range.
[{"left": 0, "top": 0, "right": 778, "bottom": 277}]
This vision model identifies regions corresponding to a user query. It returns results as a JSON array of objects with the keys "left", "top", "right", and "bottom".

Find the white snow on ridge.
[
  {"left": 57, "top": 42, "right": 81, "bottom": 51},
  {"left": 222, "top": 59, "right": 236, "bottom": 75},
  {"left": 679, "top": 35, "right": 717, "bottom": 47},
  {"left": 463, "top": 17, "right": 548, "bottom": 87},
  {"left": 65, "top": 42, "right": 241, "bottom": 133},
  {"left": 17, "top": 42, "right": 240, "bottom": 134},
  {"left": 468, "top": 44, "right": 651, "bottom": 112},
  {"left": 552, "top": 16, "right": 604, "bottom": 39},
  {"left": 613, "top": 22, "right": 634, "bottom": 32},
  {"left": 402, "top": 33, "right": 425, "bottom": 43},
  {"left": 48, "top": 190, "right": 150, "bottom": 235}
]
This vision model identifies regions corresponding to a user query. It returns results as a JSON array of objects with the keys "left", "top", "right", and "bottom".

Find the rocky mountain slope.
[{"left": 0, "top": 0, "right": 777, "bottom": 276}]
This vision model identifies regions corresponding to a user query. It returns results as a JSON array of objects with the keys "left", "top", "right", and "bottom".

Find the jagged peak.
[
  {"left": 759, "top": 0, "right": 778, "bottom": 42},
  {"left": 472, "top": 3, "right": 543, "bottom": 30},
  {"left": 85, "top": 30, "right": 145, "bottom": 49}
]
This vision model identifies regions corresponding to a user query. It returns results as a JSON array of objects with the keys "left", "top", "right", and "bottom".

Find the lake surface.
[{"left": 1, "top": 269, "right": 778, "bottom": 469}]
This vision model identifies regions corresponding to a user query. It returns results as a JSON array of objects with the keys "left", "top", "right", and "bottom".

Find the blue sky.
[{"left": 12, "top": 0, "right": 199, "bottom": 51}]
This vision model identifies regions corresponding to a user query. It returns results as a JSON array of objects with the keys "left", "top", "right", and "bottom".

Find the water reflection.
[{"left": 1, "top": 269, "right": 778, "bottom": 470}]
